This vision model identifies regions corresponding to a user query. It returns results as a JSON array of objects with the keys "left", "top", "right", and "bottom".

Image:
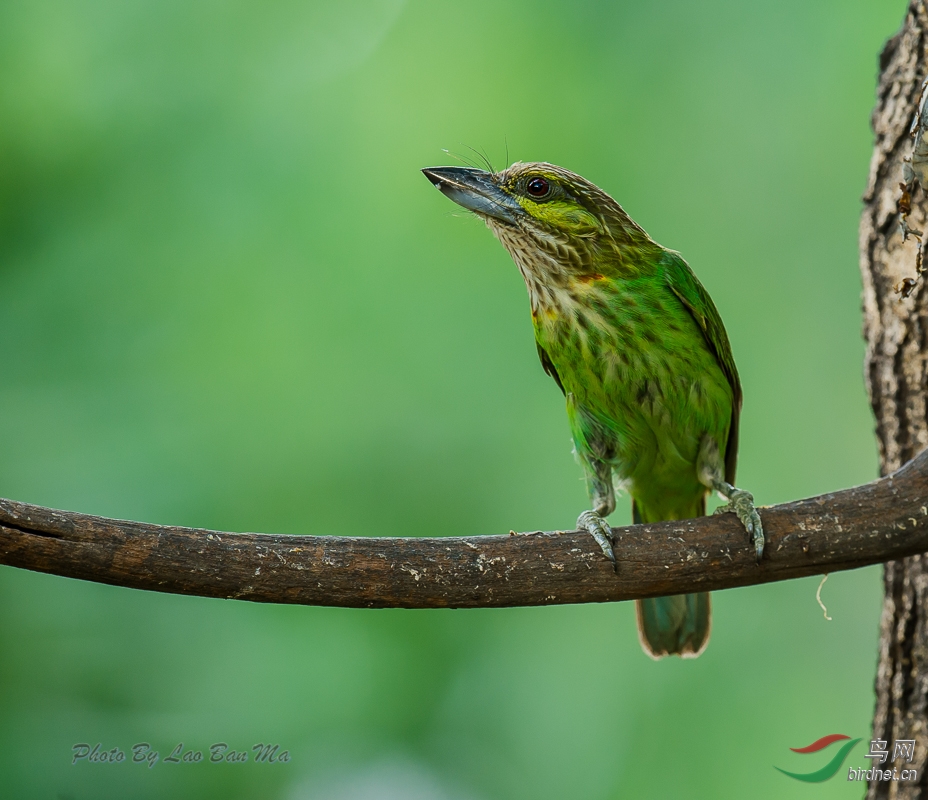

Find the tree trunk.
[{"left": 863, "top": 2, "right": 928, "bottom": 797}]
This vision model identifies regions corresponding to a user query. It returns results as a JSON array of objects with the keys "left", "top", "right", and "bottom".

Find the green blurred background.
[{"left": 0, "top": 0, "right": 907, "bottom": 797}]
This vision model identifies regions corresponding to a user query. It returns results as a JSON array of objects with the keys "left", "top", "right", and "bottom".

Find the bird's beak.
[{"left": 421, "top": 166, "right": 523, "bottom": 226}]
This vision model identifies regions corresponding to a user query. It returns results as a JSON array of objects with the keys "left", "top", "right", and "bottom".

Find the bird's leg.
[
  {"left": 712, "top": 481, "right": 764, "bottom": 562},
  {"left": 577, "top": 461, "right": 617, "bottom": 570},
  {"left": 697, "top": 437, "right": 764, "bottom": 562}
]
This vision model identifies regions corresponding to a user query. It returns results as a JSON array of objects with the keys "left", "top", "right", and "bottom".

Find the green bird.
[{"left": 422, "top": 161, "right": 762, "bottom": 658}]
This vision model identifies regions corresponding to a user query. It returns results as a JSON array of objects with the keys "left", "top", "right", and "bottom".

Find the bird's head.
[{"left": 422, "top": 161, "right": 652, "bottom": 277}]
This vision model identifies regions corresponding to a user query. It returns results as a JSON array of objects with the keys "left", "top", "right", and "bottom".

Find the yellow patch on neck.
[{"left": 516, "top": 198, "right": 602, "bottom": 238}]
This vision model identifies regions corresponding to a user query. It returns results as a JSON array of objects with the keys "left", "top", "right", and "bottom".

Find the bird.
[{"left": 422, "top": 161, "right": 762, "bottom": 658}]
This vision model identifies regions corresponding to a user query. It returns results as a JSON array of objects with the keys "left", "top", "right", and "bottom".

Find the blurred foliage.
[{"left": 0, "top": 0, "right": 908, "bottom": 797}]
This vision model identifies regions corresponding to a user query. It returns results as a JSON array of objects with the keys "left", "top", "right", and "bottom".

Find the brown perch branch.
[{"left": 1, "top": 450, "right": 926, "bottom": 608}]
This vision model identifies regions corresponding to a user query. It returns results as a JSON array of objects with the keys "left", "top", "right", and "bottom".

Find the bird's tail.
[{"left": 632, "top": 498, "right": 711, "bottom": 659}]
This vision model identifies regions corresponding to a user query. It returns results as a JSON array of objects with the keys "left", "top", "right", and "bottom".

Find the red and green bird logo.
[{"left": 775, "top": 734, "right": 861, "bottom": 782}]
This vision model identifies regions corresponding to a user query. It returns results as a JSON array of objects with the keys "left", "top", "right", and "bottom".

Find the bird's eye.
[{"left": 526, "top": 177, "right": 550, "bottom": 198}]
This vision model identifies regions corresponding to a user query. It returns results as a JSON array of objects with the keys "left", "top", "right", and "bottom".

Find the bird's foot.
[
  {"left": 577, "top": 510, "right": 616, "bottom": 571},
  {"left": 714, "top": 489, "right": 764, "bottom": 562}
]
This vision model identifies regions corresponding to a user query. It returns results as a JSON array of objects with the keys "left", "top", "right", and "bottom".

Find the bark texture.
[
  {"left": 864, "top": 2, "right": 928, "bottom": 796},
  {"left": 1, "top": 453, "right": 926, "bottom": 607}
]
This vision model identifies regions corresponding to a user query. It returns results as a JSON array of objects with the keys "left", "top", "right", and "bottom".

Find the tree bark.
[
  {"left": 863, "top": 2, "right": 928, "bottom": 796},
  {"left": 1, "top": 455, "right": 926, "bottom": 607}
]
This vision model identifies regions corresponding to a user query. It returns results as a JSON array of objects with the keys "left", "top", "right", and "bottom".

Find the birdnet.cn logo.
[{"left": 774, "top": 734, "right": 918, "bottom": 783}]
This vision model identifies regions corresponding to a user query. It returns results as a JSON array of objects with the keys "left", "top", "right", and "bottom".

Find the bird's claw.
[
  {"left": 577, "top": 510, "right": 617, "bottom": 571},
  {"left": 714, "top": 489, "right": 764, "bottom": 562}
]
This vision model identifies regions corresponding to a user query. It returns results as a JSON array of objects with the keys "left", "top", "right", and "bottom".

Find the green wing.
[
  {"left": 661, "top": 251, "right": 742, "bottom": 485},
  {"left": 536, "top": 342, "right": 565, "bottom": 395}
]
